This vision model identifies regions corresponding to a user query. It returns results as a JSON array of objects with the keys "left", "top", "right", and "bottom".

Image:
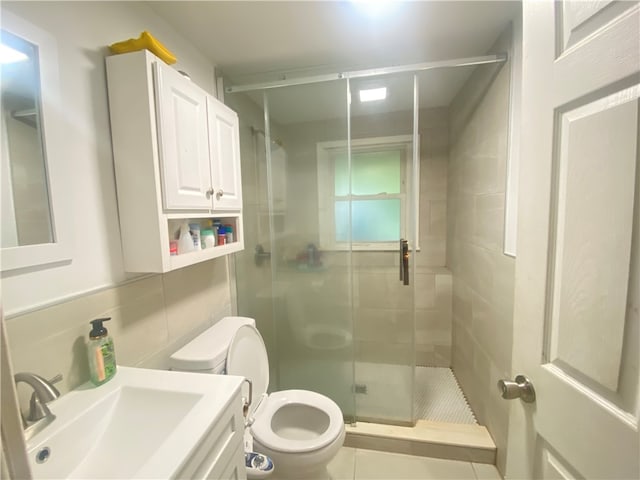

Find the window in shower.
[{"left": 316, "top": 135, "right": 417, "bottom": 250}]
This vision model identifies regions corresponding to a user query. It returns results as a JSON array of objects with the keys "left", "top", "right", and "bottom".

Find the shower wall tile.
[
  {"left": 416, "top": 237, "right": 447, "bottom": 267},
  {"left": 355, "top": 308, "right": 413, "bottom": 344},
  {"left": 473, "top": 193, "right": 505, "bottom": 251},
  {"left": 447, "top": 25, "right": 515, "bottom": 476},
  {"left": 356, "top": 340, "right": 414, "bottom": 366},
  {"left": 414, "top": 274, "right": 437, "bottom": 309},
  {"left": 163, "top": 257, "right": 230, "bottom": 341}
]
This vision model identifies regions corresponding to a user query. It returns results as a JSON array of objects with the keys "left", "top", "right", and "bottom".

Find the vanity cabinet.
[
  {"left": 177, "top": 386, "right": 247, "bottom": 480},
  {"left": 106, "top": 50, "right": 244, "bottom": 273}
]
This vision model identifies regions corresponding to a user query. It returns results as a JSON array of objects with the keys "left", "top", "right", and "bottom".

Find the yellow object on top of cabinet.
[{"left": 109, "top": 31, "right": 177, "bottom": 65}]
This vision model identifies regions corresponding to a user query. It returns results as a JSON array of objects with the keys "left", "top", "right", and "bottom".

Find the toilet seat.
[
  {"left": 227, "top": 325, "right": 344, "bottom": 454},
  {"left": 251, "top": 390, "right": 344, "bottom": 453},
  {"left": 227, "top": 324, "right": 270, "bottom": 419}
]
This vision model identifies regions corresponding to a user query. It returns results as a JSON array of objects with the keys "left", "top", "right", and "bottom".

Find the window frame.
[{"left": 317, "top": 134, "right": 419, "bottom": 251}]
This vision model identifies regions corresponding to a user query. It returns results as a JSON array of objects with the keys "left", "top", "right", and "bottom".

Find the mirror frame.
[{"left": 1, "top": 10, "right": 71, "bottom": 272}]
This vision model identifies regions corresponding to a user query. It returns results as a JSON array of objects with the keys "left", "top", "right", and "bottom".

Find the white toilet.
[{"left": 169, "top": 316, "right": 346, "bottom": 479}]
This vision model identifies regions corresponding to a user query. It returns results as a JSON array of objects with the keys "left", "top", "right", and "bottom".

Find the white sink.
[{"left": 26, "top": 366, "right": 243, "bottom": 479}]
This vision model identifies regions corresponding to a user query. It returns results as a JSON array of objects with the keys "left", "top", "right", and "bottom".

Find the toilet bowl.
[{"left": 169, "top": 316, "right": 346, "bottom": 479}]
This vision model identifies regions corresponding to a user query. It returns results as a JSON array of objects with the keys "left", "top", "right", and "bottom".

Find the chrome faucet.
[{"left": 14, "top": 372, "right": 62, "bottom": 440}]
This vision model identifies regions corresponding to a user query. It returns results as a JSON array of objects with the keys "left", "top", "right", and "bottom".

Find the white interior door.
[{"left": 507, "top": 1, "right": 639, "bottom": 479}]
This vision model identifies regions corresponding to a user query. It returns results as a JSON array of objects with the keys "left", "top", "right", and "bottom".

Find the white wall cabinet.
[{"left": 106, "top": 50, "right": 244, "bottom": 273}]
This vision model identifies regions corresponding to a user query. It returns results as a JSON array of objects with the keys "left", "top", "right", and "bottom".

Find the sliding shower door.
[
  {"left": 262, "top": 80, "right": 357, "bottom": 421},
  {"left": 347, "top": 73, "right": 418, "bottom": 425}
]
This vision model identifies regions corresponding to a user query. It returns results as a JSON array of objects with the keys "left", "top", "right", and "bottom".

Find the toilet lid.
[{"left": 227, "top": 324, "right": 269, "bottom": 418}]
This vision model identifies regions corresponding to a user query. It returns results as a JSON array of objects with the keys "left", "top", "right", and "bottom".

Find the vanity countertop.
[{"left": 26, "top": 366, "right": 244, "bottom": 479}]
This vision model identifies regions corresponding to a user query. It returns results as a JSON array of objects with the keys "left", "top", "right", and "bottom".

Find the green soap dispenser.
[{"left": 88, "top": 317, "right": 117, "bottom": 385}]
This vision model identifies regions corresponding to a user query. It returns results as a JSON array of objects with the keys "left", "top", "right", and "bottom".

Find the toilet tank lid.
[{"left": 169, "top": 316, "right": 255, "bottom": 371}]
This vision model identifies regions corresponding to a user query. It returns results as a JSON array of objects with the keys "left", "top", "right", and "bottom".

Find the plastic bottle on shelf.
[
  {"left": 189, "top": 222, "right": 202, "bottom": 249},
  {"left": 225, "top": 225, "right": 234, "bottom": 243},
  {"left": 201, "top": 229, "right": 216, "bottom": 248},
  {"left": 177, "top": 222, "right": 195, "bottom": 254},
  {"left": 217, "top": 226, "right": 226, "bottom": 245}
]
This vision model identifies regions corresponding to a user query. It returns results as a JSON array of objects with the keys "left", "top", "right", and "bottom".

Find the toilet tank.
[{"left": 169, "top": 316, "right": 255, "bottom": 373}]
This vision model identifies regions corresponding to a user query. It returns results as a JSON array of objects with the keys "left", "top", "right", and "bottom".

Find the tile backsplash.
[{"left": 6, "top": 258, "right": 231, "bottom": 412}]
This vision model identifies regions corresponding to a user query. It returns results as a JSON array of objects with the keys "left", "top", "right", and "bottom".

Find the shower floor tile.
[
  {"left": 414, "top": 366, "right": 477, "bottom": 424},
  {"left": 355, "top": 364, "right": 476, "bottom": 424}
]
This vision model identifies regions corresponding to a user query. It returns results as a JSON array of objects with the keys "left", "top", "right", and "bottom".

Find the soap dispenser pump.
[{"left": 87, "top": 317, "right": 117, "bottom": 386}]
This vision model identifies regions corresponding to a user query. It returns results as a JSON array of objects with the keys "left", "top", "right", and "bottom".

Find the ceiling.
[{"left": 147, "top": 1, "right": 520, "bottom": 124}]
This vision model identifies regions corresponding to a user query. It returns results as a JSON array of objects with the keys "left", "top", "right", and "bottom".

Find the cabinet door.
[
  {"left": 207, "top": 97, "right": 242, "bottom": 211},
  {"left": 154, "top": 62, "right": 212, "bottom": 211}
]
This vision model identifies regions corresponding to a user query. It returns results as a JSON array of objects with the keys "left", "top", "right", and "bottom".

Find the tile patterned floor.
[
  {"left": 326, "top": 447, "right": 502, "bottom": 480},
  {"left": 414, "top": 367, "right": 477, "bottom": 423}
]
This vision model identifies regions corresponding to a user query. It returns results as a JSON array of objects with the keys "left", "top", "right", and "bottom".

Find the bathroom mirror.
[
  {"left": 1, "top": 29, "right": 53, "bottom": 248},
  {"left": 0, "top": 11, "right": 71, "bottom": 272}
]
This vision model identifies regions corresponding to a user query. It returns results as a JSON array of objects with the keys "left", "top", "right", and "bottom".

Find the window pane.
[
  {"left": 334, "top": 150, "right": 401, "bottom": 196},
  {"left": 334, "top": 153, "right": 350, "bottom": 196},
  {"left": 335, "top": 199, "right": 401, "bottom": 242}
]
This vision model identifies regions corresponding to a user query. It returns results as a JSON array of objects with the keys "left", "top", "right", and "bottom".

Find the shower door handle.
[
  {"left": 399, "top": 239, "right": 409, "bottom": 286},
  {"left": 399, "top": 239, "right": 404, "bottom": 281}
]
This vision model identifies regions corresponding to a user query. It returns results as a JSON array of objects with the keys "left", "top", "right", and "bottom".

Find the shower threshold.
[{"left": 344, "top": 420, "right": 496, "bottom": 464}]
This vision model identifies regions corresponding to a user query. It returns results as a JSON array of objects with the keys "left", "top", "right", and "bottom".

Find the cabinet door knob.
[
  {"left": 216, "top": 189, "right": 224, "bottom": 199},
  {"left": 206, "top": 188, "right": 214, "bottom": 199}
]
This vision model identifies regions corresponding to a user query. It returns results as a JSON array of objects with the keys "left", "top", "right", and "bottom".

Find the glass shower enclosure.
[{"left": 228, "top": 72, "right": 419, "bottom": 425}]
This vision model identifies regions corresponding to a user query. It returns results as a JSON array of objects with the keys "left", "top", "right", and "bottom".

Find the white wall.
[{"left": 0, "top": 1, "right": 216, "bottom": 315}]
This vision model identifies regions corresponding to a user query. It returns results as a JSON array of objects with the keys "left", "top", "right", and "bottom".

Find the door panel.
[
  {"left": 558, "top": 0, "right": 636, "bottom": 54},
  {"left": 534, "top": 439, "right": 582, "bottom": 480},
  {"left": 548, "top": 89, "right": 638, "bottom": 394},
  {"left": 508, "top": 1, "right": 639, "bottom": 478},
  {"left": 154, "top": 63, "right": 212, "bottom": 211}
]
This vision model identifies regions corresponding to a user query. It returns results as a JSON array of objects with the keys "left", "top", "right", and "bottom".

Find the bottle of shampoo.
[{"left": 88, "top": 317, "right": 117, "bottom": 386}]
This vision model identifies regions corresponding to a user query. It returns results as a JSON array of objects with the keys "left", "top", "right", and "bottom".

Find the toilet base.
[{"left": 252, "top": 427, "right": 345, "bottom": 479}]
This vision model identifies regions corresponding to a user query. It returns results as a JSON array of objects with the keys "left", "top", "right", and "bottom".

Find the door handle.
[
  {"left": 497, "top": 375, "right": 536, "bottom": 403},
  {"left": 399, "top": 239, "right": 409, "bottom": 286},
  {"left": 399, "top": 239, "right": 404, "bottom": 282}
]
